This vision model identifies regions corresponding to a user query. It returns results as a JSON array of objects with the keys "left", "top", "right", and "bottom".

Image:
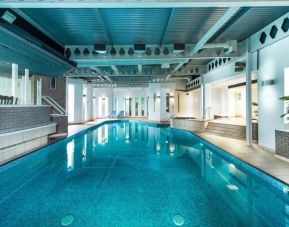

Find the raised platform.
[{"left": 0, "top": 123, "right": 56, "bottom": 165}]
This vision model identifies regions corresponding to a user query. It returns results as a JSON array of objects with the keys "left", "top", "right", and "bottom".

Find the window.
[
  {"left": 50, "top": 77, "right": 56, "bottom": 90},
  {"left": 129, "top": 98, "right": 132, "bottom": 116},
  {"left": 177, "top": 93, "right": 180, "bottom": 113},
  {"left": 141, "top": 98, "right": 145, "bottom": 116},
  {"left": 114, "top": 97, "right": 118, "bottom": 112},
  {"left": 166, "top": 93, "right": 170, "bottom": 112},
  {"left": 135, "top": 97, "right": 139, "bottom": 116}
]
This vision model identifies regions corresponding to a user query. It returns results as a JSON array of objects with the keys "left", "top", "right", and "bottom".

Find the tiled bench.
[{"left": 0, "top": 123, "right": 56, "bottom": 165}]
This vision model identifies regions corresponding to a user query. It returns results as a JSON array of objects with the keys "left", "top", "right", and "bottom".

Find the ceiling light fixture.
[
  {"left": 1, "top": 11, "right": 17, "bottom": 24},
  {"left": 93, "top": 44, "right": 107, "bottom": 54}
]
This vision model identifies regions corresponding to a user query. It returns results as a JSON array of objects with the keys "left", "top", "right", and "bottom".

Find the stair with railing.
[
  {"left": 42, "top": 96, "right": 66, "bottom": 115},
  {"left": 42, "top": 96, "right": 68, "bottom": 137}
]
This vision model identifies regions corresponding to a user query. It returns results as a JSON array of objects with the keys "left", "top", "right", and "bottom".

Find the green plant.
[{"left": 280, "top": 96, "right": 289, "bottom": 118}]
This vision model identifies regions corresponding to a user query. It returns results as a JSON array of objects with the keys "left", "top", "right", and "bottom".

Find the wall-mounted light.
[
  {"left": 261, "top": 79, "right": 276, "bottom": 86},
  {"left": 153, "top": 94, "right": 160, "bottom": 100},
  {"left": 235, "top": 62, "right": 246, "bottom": 72}
]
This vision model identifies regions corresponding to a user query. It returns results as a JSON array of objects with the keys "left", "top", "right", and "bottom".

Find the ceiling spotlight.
[
  {"left": 173, "top": 43, "right": 185, "bottom": 54},
  {"left": 93, "top": 44, "right": 107, "bottom": 54},
  {"left": 134, "top": 44, "right": 146, "bottom": 53},
  {"left": 161, "top": 63, "right": 170, "bottom": 69}
]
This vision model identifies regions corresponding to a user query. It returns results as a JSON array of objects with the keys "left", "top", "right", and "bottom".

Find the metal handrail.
[
  {"left": 203, "top": 107, "right": 212, "bottom": 120},
  {"left": 42, "top": 96, "right": 66, "bottom": 115},
  {"left": 164, "top": 111, "right": 177, "bottom": 122}
]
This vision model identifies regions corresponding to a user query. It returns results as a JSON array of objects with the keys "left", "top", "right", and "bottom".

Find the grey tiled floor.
[{"left": 196, "top": 132, "right": 289, "bottom": 185}]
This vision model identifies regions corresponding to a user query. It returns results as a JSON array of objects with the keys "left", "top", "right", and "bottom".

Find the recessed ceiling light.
[{"left": 1, "top": 11, "right": 16, "bottom": 24}]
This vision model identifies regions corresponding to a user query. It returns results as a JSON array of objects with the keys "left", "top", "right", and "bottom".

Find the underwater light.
[
  {"left": 61, "top": 214, "right": 74, "bottom": 226},
  {"left": 227, "top": 184, "right": 239, "bottom": 191},
  {"left": 173, "top": 214, "right": 185, "bottom": 226}
]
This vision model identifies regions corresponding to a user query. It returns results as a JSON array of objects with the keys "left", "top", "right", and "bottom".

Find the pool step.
[{"left": 205, "top": 122, "right": 246, "bottom": 140}]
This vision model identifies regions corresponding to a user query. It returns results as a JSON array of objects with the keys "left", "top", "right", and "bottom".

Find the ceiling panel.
[
  {"left": 99, "top": 8, "right": 171, "bottom": 45},
  {"left": 213, "top": 7, "right": 289, "bottom": 42},
  {"left": 163, "top": 8, "right": 228, "bottom": 44},
  {"left": 0, "top": 26, "right": 73, "bottom": 76},
  {"left": 21, "top": 8, "right": 109, "bottom": 45}
]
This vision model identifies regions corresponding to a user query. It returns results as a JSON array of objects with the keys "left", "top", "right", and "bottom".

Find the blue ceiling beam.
[
  {"left": 159, "top": 8, "right": 174, "bottom": 46},
  {"left": 94, "top": 9, "right": 113, "bottom": 45},
  {"left": 189, "top": 7, "right": 241, "bottom": 55},
  {"left": 11, "top": 9, "right": 64, "bottom": 47}
]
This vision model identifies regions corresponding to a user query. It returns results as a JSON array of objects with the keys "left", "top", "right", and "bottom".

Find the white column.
[
  {"left": 200, "top": 76, "right": 206, "bottom": 119},
  {"left": 22, "top": 69, "right": 29, "bottom": 104},
  {"left": 246, "top": 40, "right": 252, "bottom": 146},
  {"left": 36, "top": 79, "right": 42, "bottom": 105},
  {"left": 11, "top": 63, "right": 18, "bottom": 97}
]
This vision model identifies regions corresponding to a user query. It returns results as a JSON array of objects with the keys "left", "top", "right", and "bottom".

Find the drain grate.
[
  {"left": 173, "top": 214, "right": 184, "bottom": 226},
  {"left": 61, "top": 214, "right": 74, "bottom": 226}
]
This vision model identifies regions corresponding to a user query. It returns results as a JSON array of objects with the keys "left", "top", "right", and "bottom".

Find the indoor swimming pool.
[{"left": 0, "top": 120, "right": 288, "bottom": 226}]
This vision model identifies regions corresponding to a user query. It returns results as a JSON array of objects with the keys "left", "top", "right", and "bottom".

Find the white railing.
[
  {"left": 186, "top": 77, "right": 201, "bottom": 90},
  {"left": 203, "top": 107, "right": 212, "bottom": 120},
  {"left": 42, "top": 96, "right": 66, "bottom": 115}
]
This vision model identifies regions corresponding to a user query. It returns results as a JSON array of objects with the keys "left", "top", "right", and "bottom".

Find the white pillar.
[
  {"left": 200, "top": 76, "right": 206, "bottom": 119},
  {"left": 246, "top": 40, "right": 252, "bottom": 146},
  {"left": 36, "top": 79, "right": 42, "bottom": 105},
  {"left": 11, "top": 63, "right": 18, "bottom": 97},
  {"left": 22, "top": 69, "right": 29, "bottom": 104}
]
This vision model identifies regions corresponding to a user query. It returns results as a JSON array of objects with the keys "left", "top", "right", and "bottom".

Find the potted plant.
[{"left": 280, "top": 96, "right": 289, "bottom": 119}]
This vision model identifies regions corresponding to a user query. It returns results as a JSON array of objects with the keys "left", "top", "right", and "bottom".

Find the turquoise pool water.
[{"left": 0, "top": 120, "right": 288, "bottom": 226}]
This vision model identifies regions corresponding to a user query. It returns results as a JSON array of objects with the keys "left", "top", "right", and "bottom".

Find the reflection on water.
[
  {"left": 0, "top": 121, "right": 288, "bottom": 226},
  {"left": 64, "top": 121, "right": 289, "bottom": 226}
]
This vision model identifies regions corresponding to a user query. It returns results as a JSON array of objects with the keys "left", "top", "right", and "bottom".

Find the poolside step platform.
[
  {"left": 205, "top": 122, "right": 246, "bottom": 140},
  {"left": 205, "top": 122, "right": 258, "bottom": 141}
]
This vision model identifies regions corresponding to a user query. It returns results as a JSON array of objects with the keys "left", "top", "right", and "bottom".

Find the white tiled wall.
[{"left": 0, "top": 123, "right": 56, "bottom": 165}]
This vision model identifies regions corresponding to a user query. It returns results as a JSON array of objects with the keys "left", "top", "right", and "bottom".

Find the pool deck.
[
  {"left": 68, "top": 118, "right": 289, "bottom": 186},
  {"left": 195, "top": 133, "right": 289, "bottom": 186}
]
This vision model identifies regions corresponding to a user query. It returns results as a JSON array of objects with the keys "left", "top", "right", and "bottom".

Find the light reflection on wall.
[
  {"left": 98, "top": 125, "right": 108, "bottom": 144},
  {"left": 66, "top": 139, "right": 75, "bottom": 171},
  {"left": 82, "top": 134, "right": 87, "bottom": 162},
  {"left": 284, "top": 68, "right": 289, "bottom": 125},
  {"left": 125, "top": 123, "right": 131, "bottom": 143},
  {"left": 169, "top": 144, "right": 175, "bottom": 155}
]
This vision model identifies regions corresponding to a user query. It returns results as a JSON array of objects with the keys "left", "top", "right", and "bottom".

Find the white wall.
[
  {"left": 67, "top": 80, "right": 149, "bottom": 122},
  {"left": 112, "top": 87, "right": 148, "bottom": 117},
  {"left": 0, "top": 74, "right": 33, "bottom": 104},
  {"left": 177, "top": 89, "right": 201, "bottom": 118},
  {"left": 148, "top": 82, "right": 185, "bottom": 121},
  {"left": 203, "top": 35, "right": 289, "bottom": 150},
  {"left": 93, "top": 88, "right": 113, "bottom": 118},
  {"left": 67, "top": 79, "right": 84, "bottom": 123},
  {"left": 258, "top": 36, "right": 289, "bottom": 150}
]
